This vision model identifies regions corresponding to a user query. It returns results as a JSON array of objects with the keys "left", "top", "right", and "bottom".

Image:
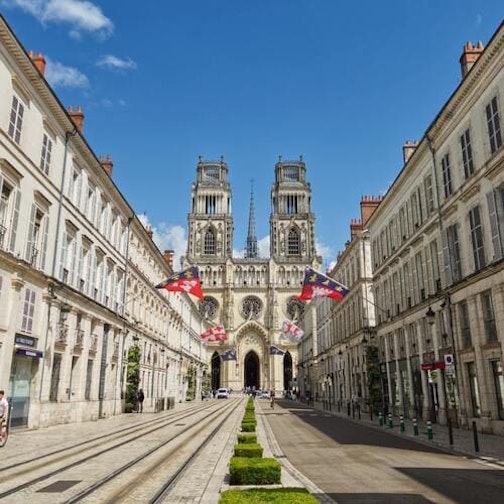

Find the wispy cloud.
[
  {"left": 138, "top": 215, "right": 187, "bottom": 272},
  {"left": 5, "top": 0, "right": 113, "bottom": 38},
  {"left": 45, "top": 55, "right": 89, "bottom": 88},
  {"left": 475, "top": 14, "right": 482, "bottom": 27},
  {"left": 96, "top": 54, "right": 137, "bottom": 71}
]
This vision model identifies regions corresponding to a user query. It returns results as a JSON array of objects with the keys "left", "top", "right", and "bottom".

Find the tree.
[
  {"left": 125, "top": 344, "right": 141, "bottom": 412},
  {"left": 366, "top": 344, "right": 383, "bottom": 414}
]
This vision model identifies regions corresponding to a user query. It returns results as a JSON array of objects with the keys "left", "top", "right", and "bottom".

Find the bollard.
[
  {"left": 472, "top": 421, "right": 480, "bottom": 452},
  {"left": 426, "top": 420, "right": 433, "bottom": 440},
  {"left": 378, "top": 412, "right": 383, "bottom": 426},
  {"left": 400, "top": 414, "right": 405, "bottom": 434},
  {"left": 388, "top": 413, "right": 393, "bottom": 429},
  {"left": 413, "top": 418, "right": 419, "bottom": 436}
]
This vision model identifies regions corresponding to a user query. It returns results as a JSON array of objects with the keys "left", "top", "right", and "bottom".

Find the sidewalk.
[{"left": 295, "top": 400, "right": 504, "bottom": 465}]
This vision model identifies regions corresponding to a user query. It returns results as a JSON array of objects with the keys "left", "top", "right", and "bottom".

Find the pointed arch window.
[
  {"left": 287, "top": 228, "right": 300, "bottom": 256},
  {"left": 204, "top": 227, "right": 216, "bottom": 255}
]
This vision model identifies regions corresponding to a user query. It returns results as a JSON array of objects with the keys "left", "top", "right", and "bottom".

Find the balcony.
[{"left": 55, "top": 323, "right": 68, "bottom": 345}]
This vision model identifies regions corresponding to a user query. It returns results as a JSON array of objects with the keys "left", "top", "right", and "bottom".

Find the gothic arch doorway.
[
  {"left": 211, "top": 352, "right": 221, "bottom": 390},
  {"left": 244, "top": 351, "right": 260, "bottom": 390},
  {"left": 283, "top": 352, "right": 293, "bottom": 390}
]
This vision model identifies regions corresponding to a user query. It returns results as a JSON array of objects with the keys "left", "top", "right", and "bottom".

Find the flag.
[
  {"left": 297, "top": 267, "right": 349, "bottom": 301},
  {"left": 155, "top": 266, "right": 204, "bottom": 300},
  {"left": 280, "top": 320, "right": 304, "bottom": 342},
  {"left": 269, "top": 345, "right": 286, "bottom": 356},
  {"left": 220, "top": 348, "right": 237, "bottom": 361},
  {"left": 201, "top": 325, "right": 227, "bottom": 342}
]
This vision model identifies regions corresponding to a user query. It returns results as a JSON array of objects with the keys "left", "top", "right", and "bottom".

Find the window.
[
  {"left": 469, "top": 205, "right": 485, "bottom": 271},
  {"left": 0, "top": 174, "right": 21, "bottom": 253},
  {"left": 40, "top": 133, "right": 53, "bottom": 175},
  {"left": 415, "top": 252, "right": 425, "bottom": 302},
  {"left": 491, "top": 360, "right": 504, "bottom": 420},
  {"left": 481, "top": 290, "right": 497, "bottom": 343},
  {"left": 205, "top": 195, "right": 216, "bottom": 214},
  {"left": 402, "top": 263, "right": 411, "bottom": 308},
  {"left": 25, "top": 204, "right": 48, "bottom": 269},
  {"left": 444, "top": 224, "right": 462, "bottom": 283},
  {"left": 424, "top": 175, "right": 434, "bottom": 215},
  {"left": 458, "top": 300, "right": 472, "bottom": 349},
  {"left": 430, "top": 240, "right": 441, "bottom": 293},
  {"left": 467, "top": 362, "right": 481, "bottom": 417},
  {"left": 441, "top": 153, "right": 452, "bottom": 198},
  {"left": 21, "top": 288, "right": 36, "bottom": 333},
  {"left": 287, "top": 228, "right": 300, "bottom": 255},
  {"left": 50, "top": 353, "right": 62, "bottom": 402},
  {"left": 283, "top": 166, "right": 300, "bottom": 181},
  {"left": 486, "top": 96, "right": 502, "bottom": 154},
  {"left": 486, "top": 186, "right": 504, "bottom": 262},
  {"left": 204, "top": 228, "right": 216, "bottom": 255},
  {"left": 460, "top": 128, "right": 474, "bottom": 179},
  {"left": 8, "top": 96, "right": 24, "bottom": 144},
  {"left": 86, "top": 185, "right": 96, "bottom": 223},
  {"left": 286, "top": 194, "right": 298, "bottom": 214}
]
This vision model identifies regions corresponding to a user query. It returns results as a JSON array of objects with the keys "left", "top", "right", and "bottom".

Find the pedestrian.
[
  {"left": 0, "top": 389, "right": 8, "bottom": 426},
  {"left": 136, "top": 388, "right": 145, "bottom": 413}
]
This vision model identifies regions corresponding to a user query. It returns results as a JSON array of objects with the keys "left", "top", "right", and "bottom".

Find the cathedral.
[{"left": 182, "top": 156, "right": 322, "bottom": 393}]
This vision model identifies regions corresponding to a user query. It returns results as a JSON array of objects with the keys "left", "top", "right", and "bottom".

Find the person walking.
[
  {"left": 136, "top": 389, "right": 145, "bottom": 413},
  {"left": 0, "top": 390, "right": 9, "bottom": 446}
]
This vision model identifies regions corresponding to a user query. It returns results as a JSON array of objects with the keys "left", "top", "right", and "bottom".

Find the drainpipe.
[{"left": 39, "top": 128, "right": 77, "bottom": 405}]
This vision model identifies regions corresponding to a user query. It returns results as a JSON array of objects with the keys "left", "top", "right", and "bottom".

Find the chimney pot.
[
  {"left": 402, "top": 140, "right": 419, "bottom": 164},
  {"left": 99, "top": 155, "right": 113, "bottom": 177},
  {"left": 29, "top": 50, "right": 46, "bottom": 75},
  {"left": 67, "top": 105, "right": 84, "bottom": 133},
  {"left": 460, "top": 40, "right": 484, "bottom": 78}
]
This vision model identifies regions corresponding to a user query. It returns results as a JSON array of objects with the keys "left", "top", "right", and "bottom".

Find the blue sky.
[{"left": 2, "top": 1, "right": 503, "bottom": 270}]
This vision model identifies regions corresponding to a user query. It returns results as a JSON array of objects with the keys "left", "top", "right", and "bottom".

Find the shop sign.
[
  {"left": 15, "top": 348, "right": 43, "bottom": 359},
  {"left": 15, "top": 333, "right": 37, "bottom": 347}
]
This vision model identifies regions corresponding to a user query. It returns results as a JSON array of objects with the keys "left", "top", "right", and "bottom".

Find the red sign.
[{"left": 421, "top": 361, "right": 445, "bottom": 371}]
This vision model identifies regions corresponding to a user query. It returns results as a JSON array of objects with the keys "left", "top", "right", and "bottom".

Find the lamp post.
[{"left": 426, "top": 306, "right": 453, "bottom": 444}]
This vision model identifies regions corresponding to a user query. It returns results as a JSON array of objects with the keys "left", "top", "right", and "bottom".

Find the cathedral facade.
[{"left": 182, "top": 156, "right": 321, "bottom": 394}]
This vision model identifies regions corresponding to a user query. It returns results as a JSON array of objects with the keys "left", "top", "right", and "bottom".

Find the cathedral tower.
[
  {"left": 186, "top": 156, "right": 233, "bottom": 263},
  {"left": 270, "top": 156, "right": 318, "bottom": 264}
]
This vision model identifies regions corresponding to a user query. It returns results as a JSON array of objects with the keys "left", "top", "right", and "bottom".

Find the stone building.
[
  {"left": 0, "top": 15, "right": 205, "bottom": 428},
  {"left": 300, "top": 23, "right": 504, "bottom": 436},
  {"left": 183, "top": 156, "right": 321, "bottom": 393}
]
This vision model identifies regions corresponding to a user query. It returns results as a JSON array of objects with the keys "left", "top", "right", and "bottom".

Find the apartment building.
[{"left": 0, "top": 15, "right": 206, "bottom": 429}]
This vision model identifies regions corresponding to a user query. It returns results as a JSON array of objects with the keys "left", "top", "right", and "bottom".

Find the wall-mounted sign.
[{"left": 15, "top": 334, "right": 37, "bottom": 347}]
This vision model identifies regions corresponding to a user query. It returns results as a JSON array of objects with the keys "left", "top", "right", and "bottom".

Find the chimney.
[
  {"left": 163, "top": 250, "right": 174, "bottom": 270},
  {"left": 360, "top": 195, "right": 383, "bottom": 226},
  {"left": 146, "top": 225, "right": 153, "bottom": 240},
  {"left": 29, "top": 50, "right": 46, "bottom": 75},
  {"left": 99, "top": 155, "right": 113, "bottom": 177},
  {"left": 350, "top": 218, "right": 363, "bottom": 240},
  {"left": 402, "top": 140, "right": 419, "bottom": 164},
  {"left": 67, "top": 105, "right": 84, "bottom": 133},
  {"left": 460, "top": 41, "right": 484, "bottom": 78}
]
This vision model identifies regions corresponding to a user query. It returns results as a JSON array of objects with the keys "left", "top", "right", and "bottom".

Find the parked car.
[{"left": 216, "top": 388, "right": 229, "bottom": 399}]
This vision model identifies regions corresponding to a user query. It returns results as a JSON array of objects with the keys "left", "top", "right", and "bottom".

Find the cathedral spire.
[{"left": 245, "top": 180, "right": 258, "bottom": 258}]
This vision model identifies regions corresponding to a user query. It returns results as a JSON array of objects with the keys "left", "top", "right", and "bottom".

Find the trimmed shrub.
[
  {"left": 241, "top": 422, "right": 256, "bottom": 432},
  {"left": 219, "top": 487, "right": 319, "bottom": 503},
  {"left": 234, "top": 443, "right": 263, "bottom": 458},
  {"left": 229, "top": 457, "right": 281, "bottom": 485},
  {"left": 237, "top": 434, "right": 257, "bottom": 444}
]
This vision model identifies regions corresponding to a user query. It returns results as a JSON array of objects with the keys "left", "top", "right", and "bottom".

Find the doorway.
[{"left": 244, "top": 351, "right": 260, "bottom": 390}]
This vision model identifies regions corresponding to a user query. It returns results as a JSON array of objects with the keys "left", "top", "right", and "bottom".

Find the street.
[{"left": 264, "top": 400, "right": 504, "bottom": 504}]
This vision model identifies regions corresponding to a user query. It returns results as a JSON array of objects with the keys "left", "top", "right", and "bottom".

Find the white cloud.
[
  {"left": 45, "top": 56, "right": 89, "bottom": 88},
  {"left": 6, "top": 0, "right": 113, "bottom": 38},
  {"left": 137, "top": 214, "right": 187, "bottom": 271},
  {"left": 96, "top": 54, "right": 137, "bottom": 71},
  {"left": 257, "top": 235, "right": 270, "bottom": 258}
]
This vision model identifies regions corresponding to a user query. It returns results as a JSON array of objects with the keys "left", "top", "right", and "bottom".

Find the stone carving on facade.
[
  {"left": 241, "top": 295, "right": 262, "bottom": 320},
  {"left": 199, "top": 296, "right": 218, "bottom": 319}
]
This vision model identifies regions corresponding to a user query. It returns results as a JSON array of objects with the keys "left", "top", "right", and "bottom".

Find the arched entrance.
[
  {"left": 211, "top": 352, "right": 221, "bottom": 390},
  {"left": 244, "top": 351, "right": 260, "bottom": 390},
  {"left": 283, "top": 352, "right": 293, "bottom": 390}
]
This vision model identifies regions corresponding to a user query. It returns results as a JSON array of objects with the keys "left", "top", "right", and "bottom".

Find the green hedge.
[
  {"left": 229, "top": 457, "right": 281, "bottom": 485},
  {"left": 219, "top": 488, "right": 319, "bottom": 503},
  {"left": 241, "top": 422, "right": 256, "bottom": 432},
  {"left": 237, "top": 434, "right": 257, "bottom": 444},
  {"left": 234, "top": 443, "right": 263, "bottom": 458}
]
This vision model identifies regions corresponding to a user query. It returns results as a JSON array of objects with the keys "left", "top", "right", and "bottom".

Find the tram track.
[{"left": 0, "top": 398, "right": 242, "bottom": 502}]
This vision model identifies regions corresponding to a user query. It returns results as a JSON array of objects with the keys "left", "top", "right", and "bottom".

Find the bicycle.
[{"left": 0, "top": 419, "right": 8, "bottom": 448}]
